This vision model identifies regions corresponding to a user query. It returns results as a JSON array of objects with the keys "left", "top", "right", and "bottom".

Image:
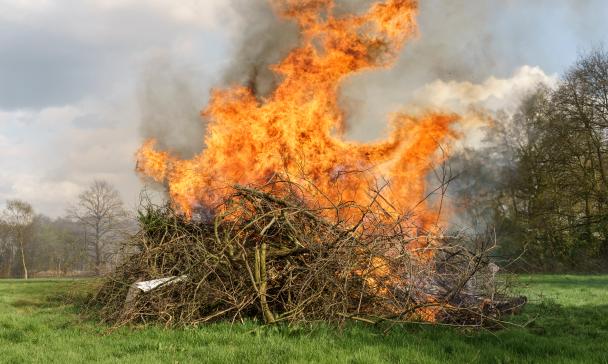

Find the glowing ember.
[{"left": 136, "top": 0, "right": 459, "bottom": 235}]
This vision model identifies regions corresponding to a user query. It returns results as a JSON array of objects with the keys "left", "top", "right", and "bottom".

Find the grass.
[{"left": 0, "top": 276, "right": 607, "bottom": 363}]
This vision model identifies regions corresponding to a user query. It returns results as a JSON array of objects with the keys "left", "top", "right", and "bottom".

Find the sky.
[{"left": 1, "top": 0, "right": 607, "bottom": 217}]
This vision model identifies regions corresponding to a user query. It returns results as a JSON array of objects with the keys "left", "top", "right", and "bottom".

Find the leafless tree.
[
  {"left": 69, "top": 180, "right": 128, "bottom": 275},
  {"left": 2, "top": 200, "right": 35, "bottom": 279},
  {"left": 0, "top": 220, "right": 16, "bottom": 277}
]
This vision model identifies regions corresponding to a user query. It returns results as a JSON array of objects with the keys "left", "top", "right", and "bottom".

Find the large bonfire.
[{"left": 95, "top": 0, "right": 525, "bottom": 328}]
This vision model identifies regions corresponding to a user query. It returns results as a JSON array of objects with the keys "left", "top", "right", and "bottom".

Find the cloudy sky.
[{"left": 1, "top": 0, "right": 607, "bottom": 217}]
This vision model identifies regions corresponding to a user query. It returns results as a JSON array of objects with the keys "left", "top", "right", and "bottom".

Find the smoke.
[
  {"left": 135, "top": 0, "right": 377, "bottom": 153},
  {"left": 407, "top": 65, "right": 557, "bottom": 117},
  {"left": 136, "top": 0, "right": 299, "bottom": 156},
  {"left": 409, "top": 66, "right": 557, "bottom": 148},
  {"left": 221, "top": 0, "right": 300, "bottom": 98},
  {"left": 138, "top": 54, "right": 209, "bottom": 158}
]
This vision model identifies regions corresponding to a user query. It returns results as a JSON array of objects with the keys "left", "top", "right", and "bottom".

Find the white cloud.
[
  {"left": 0, "top": 0, "right": 50, "bottom": 7},
  {"left": 0, "top": 0, "right": 53, "bottom": 21},
  {"left": 148, "top": 0, "right": 228, "bottom": 27},
  {"left": 0, "top": 105, "right": 83, "bottom": 127},
  {"left": 0, "top": 94, "right": 144, "bottom": 217},
  {"left": 0, "top": 109, "right": 31, "bottom": 124},
  {"left": 0, "top": 173, "right": 81, "bottom": 217},
  {"left": 0, "top": 0, "right": 230, "bottom": 110},
  {"left": 0, "top": 0, "right": 229, "bottom": 28},
  {"left": 93, "top": 0, "right": 230, "bottom": 27},
  {"left": 0, "top": 0, "right": 231, "bottom": 217}
]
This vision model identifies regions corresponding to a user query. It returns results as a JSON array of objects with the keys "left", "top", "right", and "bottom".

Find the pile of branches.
[{"left": 93, "top": 182, "right": 525, "bottom": 328}]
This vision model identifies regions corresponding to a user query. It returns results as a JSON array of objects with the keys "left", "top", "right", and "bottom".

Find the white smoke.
[
  {"left": 405, "top": 65, "right": 558, "bottom": 149},
  {"left": 408, "top": 66, "right": 558, "bottom": 115}
]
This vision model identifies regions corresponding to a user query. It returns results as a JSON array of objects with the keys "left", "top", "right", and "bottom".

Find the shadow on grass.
[
  {"left": 10, "top": 299, "right": 47, "bottom": 308},
  {"left": 5, "top": 279, "right": 102, "bottom": 316}
]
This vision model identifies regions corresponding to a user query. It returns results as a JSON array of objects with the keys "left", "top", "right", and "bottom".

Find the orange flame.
[{"left": 136, "top": 0, "right": 458, "bottom": 235}]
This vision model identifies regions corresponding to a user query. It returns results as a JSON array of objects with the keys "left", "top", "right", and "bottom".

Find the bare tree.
[
  {"left": 0, "top": 219, "right": 16, "bottom": 277},
  {"left": 69, "top": 180, "right": 127, "bottom": 275},
  {"left": 2, "top": 200, "right": 34, "bottom": 279}
]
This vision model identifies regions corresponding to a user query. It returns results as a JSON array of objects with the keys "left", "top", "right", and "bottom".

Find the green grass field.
[{"left": 1, "top": 276, "right": 607, "bottom": 363}]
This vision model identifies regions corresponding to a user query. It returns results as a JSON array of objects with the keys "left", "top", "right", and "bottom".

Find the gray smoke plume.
[
  {"left": 221, "top": 0, "right": 300, "bottom": 98},
  {"left": 136, "top": 0, "right": 299, "bottom": 157},
  {"left": 138, "top": 54, "right": 209, "bottom": 158}
]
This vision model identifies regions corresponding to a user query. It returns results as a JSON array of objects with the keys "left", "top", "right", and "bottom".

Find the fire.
[{"left": 137, "top": 0, "right": 458, "bottom": 235}]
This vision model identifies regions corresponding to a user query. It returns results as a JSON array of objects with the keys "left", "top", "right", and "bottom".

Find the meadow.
[{"left": 0, "top": 275, "right": 607, "bottom": 363}]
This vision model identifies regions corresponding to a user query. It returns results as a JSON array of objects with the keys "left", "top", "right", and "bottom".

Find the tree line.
[
  {"left": 453, "top": 49, "right": 608, "bottom": 272},
  {"left": 0, "top": 180, "right": 129, "bottom": 278}
]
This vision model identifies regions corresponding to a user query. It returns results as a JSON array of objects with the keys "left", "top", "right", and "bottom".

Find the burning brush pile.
[
  {"left": 94, "top": 0, "right": 525, "bottom": 328},
  {"left": 95, "top": 179, "right": 524, "bottom": 328}
]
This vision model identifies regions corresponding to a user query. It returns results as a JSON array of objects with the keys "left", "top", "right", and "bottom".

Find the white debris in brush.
[
  {"left": 135, "top": 275, "right": 187, "bottom": 292},
  {"left": 124, "top": 275, "right": 187, "bottom": 305}
]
